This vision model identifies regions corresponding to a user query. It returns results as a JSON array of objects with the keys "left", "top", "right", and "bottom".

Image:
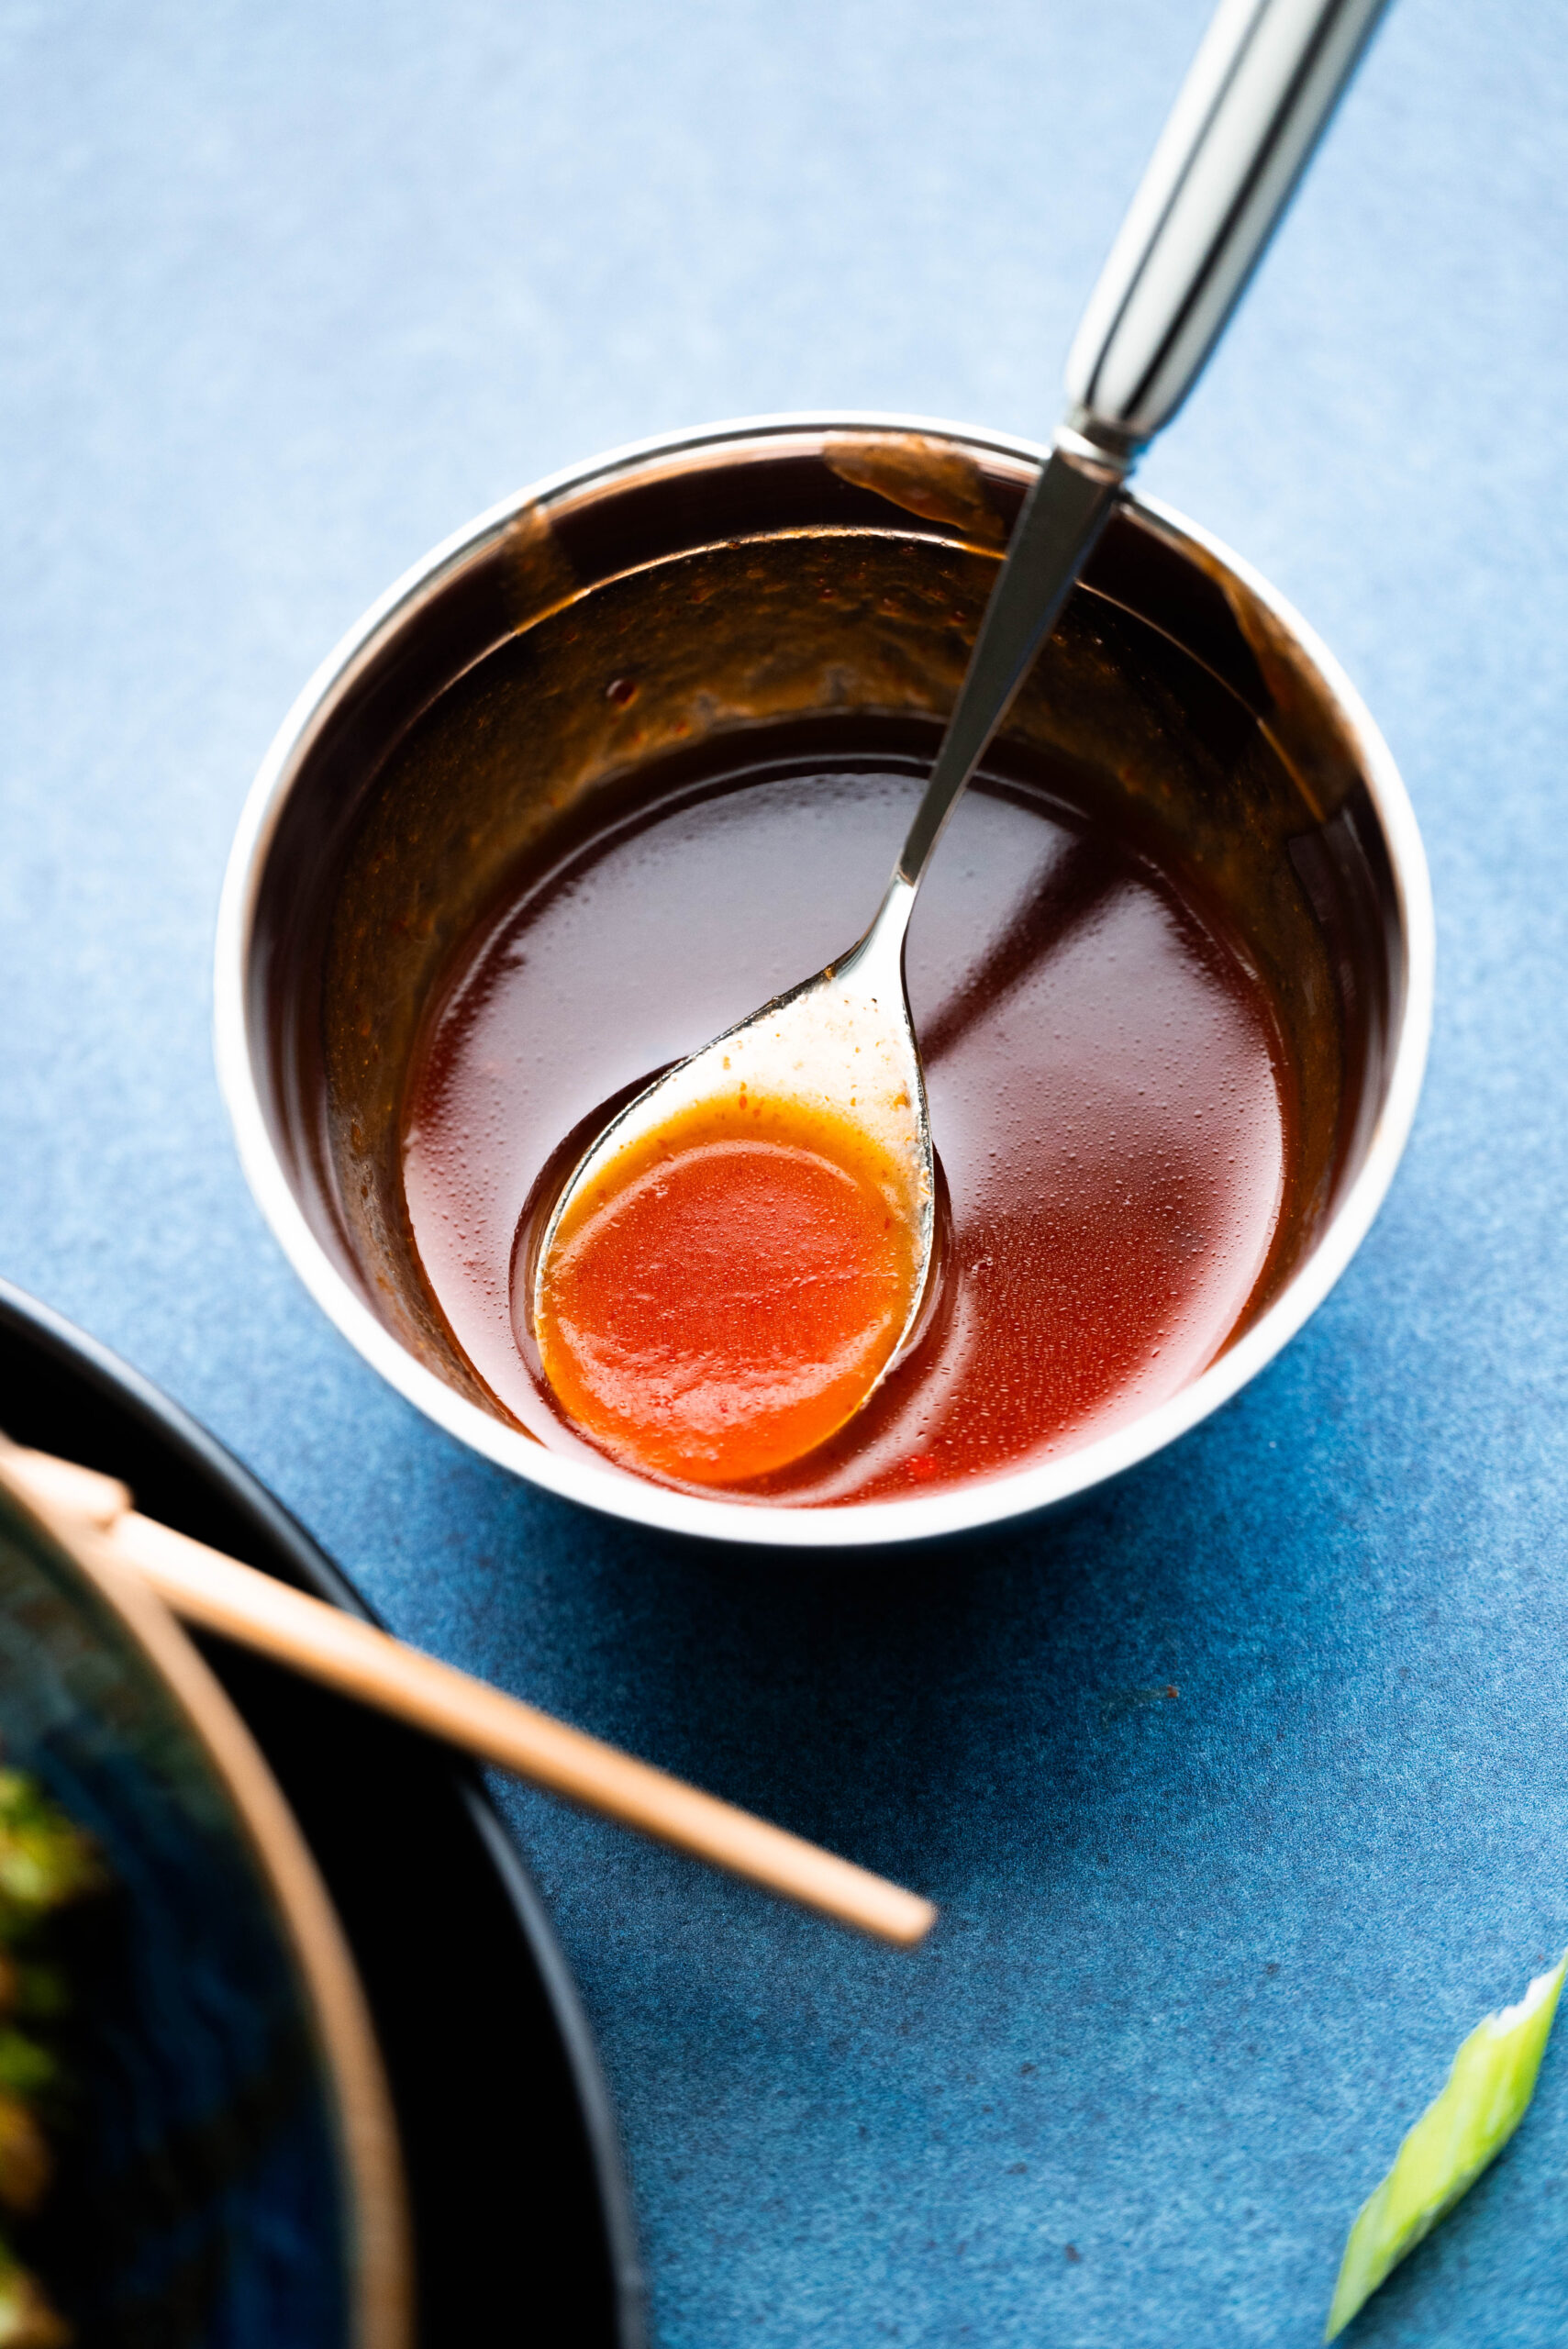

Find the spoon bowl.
[{"left": 528, "top": 876, "right": 931, "bottom": 1480}]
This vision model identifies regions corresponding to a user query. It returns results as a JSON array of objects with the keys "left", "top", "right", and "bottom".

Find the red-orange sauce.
[
  {"left": 533, "top": 1098, "right": 917, "bottom": 1485},
  {"left": 402, "top": 727, "right": 1295, "bottom": 1504}
]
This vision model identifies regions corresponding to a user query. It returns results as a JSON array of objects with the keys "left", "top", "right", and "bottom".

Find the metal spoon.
[{"left": 532, "top": 0, "right": 1392, "bottom": 1460}]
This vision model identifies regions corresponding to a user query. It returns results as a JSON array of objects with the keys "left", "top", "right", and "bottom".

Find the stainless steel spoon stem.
[{"left": 892, "top": 444, "right": 1127, "bottom": 903}]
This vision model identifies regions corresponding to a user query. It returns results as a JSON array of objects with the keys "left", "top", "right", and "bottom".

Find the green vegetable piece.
[
  {"left": 0, "top": 2038, "right": 54, "bottom": 2105},
  {"left": 0, "top": 1771, "right": 100, "bottom": 1930},
  {"left": 1325, "top": 1951, "right": 1567, "bottom": 2339}
]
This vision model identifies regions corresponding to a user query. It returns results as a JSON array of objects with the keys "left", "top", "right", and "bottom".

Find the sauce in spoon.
[{"left": 532, "top": 1095, "right": 917, "bottom": 1484}]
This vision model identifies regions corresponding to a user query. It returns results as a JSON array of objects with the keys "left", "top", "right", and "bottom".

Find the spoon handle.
[
  {"left": 1066, "top": 0, "right": 1392, "bottom": 460},
  {"left": 894, "top": 0, "right": 1391, "bottom": 898}
]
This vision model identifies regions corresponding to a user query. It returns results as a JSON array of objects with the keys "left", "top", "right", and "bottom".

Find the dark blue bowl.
[
  {"left": 0, "top": 1479, "right": 369, "bottom": 2346},
  {"left": 0, "top": 1279, "right": 644, "bottom": 2349}
]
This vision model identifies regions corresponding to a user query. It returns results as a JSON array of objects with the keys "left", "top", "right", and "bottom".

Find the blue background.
[{"left": 5, "top": 3, "right": 1567, "bottom": 2341}]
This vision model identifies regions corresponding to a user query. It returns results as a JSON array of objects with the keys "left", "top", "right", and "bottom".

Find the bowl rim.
[{"left": 215, "top": 409, "right": 1434, "bottom": 1553}]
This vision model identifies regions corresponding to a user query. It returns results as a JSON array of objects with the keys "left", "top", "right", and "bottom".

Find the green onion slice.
[{"left": 1326, "top": 1950, "right": 1566, "bottom": 2339}]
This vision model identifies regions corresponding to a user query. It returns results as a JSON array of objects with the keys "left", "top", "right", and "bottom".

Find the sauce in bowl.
[{"left": 402, "top": 718, "right": 1296, "bottom": 1504}]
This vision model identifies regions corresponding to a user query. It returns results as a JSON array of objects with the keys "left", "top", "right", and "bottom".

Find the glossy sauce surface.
[
  {"left": 403, "top": 735, "right": 1294, "bottom": 1505},
  {"left": 533, "top": 1096, "right": 917, "bottom": 1485}
]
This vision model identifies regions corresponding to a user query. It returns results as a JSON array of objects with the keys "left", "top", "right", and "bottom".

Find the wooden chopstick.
[{"left": 0, "top": 1446, "right": 936, "bottom": 1949}]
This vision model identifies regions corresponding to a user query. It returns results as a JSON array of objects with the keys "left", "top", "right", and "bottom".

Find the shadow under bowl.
[{"left": 216, "top": 414, "right": 1432, "bottom": 1553}]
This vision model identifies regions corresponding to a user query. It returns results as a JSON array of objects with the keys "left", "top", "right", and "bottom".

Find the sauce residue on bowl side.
[{"left": 402, "top": 726, "right": 1296, "bottom": 1505}]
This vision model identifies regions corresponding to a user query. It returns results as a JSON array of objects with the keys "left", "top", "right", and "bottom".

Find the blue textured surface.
[{"left": 4, "top": 2, "right": 1568, "bottom": 2341}]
